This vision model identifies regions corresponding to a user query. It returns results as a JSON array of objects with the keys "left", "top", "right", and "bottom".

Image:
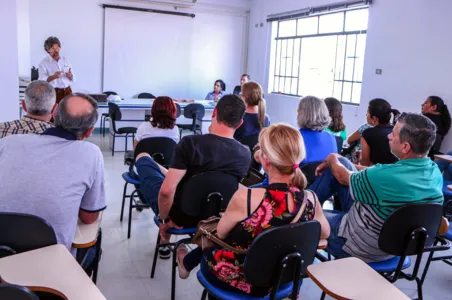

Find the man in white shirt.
[{"left": 38, "top": 36, "right": 76, "bottom": 103}]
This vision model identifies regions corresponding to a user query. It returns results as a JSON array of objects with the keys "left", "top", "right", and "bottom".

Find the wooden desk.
[
  {"left": 73, "top": 213, "right": 103, "bottom": 248},
  {"left": 434, "top": 154, "right": 452, "bottom": 163},
  {"left": 307, "top": 257, "right": 409, "bottom": 300},
  {"left": 0, "top": 245, "right": 106, "bottom": 300}
]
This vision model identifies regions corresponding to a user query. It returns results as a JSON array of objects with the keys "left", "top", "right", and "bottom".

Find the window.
[{"left": 269, "top": 8, "right": 368, "bottom": 104}]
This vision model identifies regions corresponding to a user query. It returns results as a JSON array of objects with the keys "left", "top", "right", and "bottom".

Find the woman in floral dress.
[{"left": 200, "top": 123, "right": 330, "bottom": 298}]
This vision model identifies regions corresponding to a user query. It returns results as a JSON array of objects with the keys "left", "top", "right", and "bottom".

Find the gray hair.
[
  {"left": 297, "top": 96, "right": 331, "bottom": 131},
  {"left": 54, "top": 93, "right": 98, "bottom": 138},
  {"left": 24, "top": 81, "right": 56, "bottom": 116},
  {"left": 397, "top": 113, "right": 437, "bottom": 155},
  {"left": 44, "top": 36, "right": 61, "bottom": 52}
]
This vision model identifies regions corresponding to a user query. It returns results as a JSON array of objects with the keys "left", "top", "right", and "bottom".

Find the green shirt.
[
  {"left": 340, "top": 158, "right": 443, "bottom": 262},
  {"left": 325, "top": 128, "right": 347, "bottom": 142}
]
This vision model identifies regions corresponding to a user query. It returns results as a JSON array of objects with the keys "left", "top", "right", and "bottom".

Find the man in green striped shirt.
[{"left": 311, "top": 113, "right": 443, "bottom": 263}]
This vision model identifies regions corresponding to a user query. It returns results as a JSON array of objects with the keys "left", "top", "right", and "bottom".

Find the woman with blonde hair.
[
  {"left": 178, "top": 123, "right": 330, "bottom": 298},
  {"left": 234, "top": 81, "right": 270, "bottom": 141}
]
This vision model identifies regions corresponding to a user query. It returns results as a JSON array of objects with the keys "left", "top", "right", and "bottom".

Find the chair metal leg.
[
  {"left": 171, "top": 241, "right": 177, "bottom": 300},
  {"left": 320, "top": 291, "right": 326, "bottom": 300},
  {"left": 416, "top": 277, "right": 423, "bottom": 300},
  {"left": 150, "top": 233, "right": 161, "bottom": 278},
  {"left": 125, "top": 133, "right": 129, "bottom": 152},
  {"left": 112, "top": 133, "right": 115, "bottom": 156},
  {"left": 92, "top": 228, "right": 102, "bottom": 284},
  {"left": 201, "top": 289, "right": 207, "bottom": 300},
  {"left": 120, "top": 181, "right": 128, "bottom": 222},
  {"left": 127, "top": 193, "right": 133, "bottom": 239}
]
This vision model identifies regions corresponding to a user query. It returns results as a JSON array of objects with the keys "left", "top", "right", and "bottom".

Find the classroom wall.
[
  {"left": 16, "top": 0, "right": 31, "bottom": 78},
  {"left": 26, "top": 0, "right": 250, "bottom": 95},
  {"left": 248, "top": 0, "right": 452, "bottom": 151},
  {"left": 0, "top": 0, "right": 20, "bottom": 122}
]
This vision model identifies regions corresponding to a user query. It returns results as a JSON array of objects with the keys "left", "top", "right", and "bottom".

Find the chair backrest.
[
  {"left": 183, "top": 103, "right": 205, "bottom": 120},
  {"left": 108, "top": 102, "right": 122, "bottom": 134},
  {"left": 175, "top": 103, "right": 182, "bottom": 118},
  {"left": 0, "top": 284, "right": 39, "bottom": 300},
  {"left": 379, "top": 203, "right": 443, "bottom": 256},
  {"left": 103, "top": 91, "right": 118, "bottom": 96},
  {"left": 340, "top": 140, "right": 359, "bottom": 156},
  {"left": 335, "top": 136, "right": 343, "bottom": 153},
  {"left": 244, "top": 221, "right": 321, "bottom": 287},
  {"left": 300, "top": 161, "right": 323, "bottom": 187},
  {"left": 179, "top": 171, "right": 239, "bottom": 219},
  {"left": 138, "top": 92, "right": 156, "bottom": 99},
  {"left": 0, "top": 213, "right": 57, "bottom": 257},
  {"left": 134, "top": 137, "right": 178, "bottom": 167}
]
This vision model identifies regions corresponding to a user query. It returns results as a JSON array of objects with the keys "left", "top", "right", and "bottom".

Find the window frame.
[{"left": 269, "top": 7, "right": 368, "bottom": 105}]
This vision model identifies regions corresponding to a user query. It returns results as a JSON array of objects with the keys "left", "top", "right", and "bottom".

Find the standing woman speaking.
[{"left": 38, "top": 37, "right": 76, "bottom": 104}]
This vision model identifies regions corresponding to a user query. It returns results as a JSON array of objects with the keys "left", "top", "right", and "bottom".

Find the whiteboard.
[{"left": 103, "top": 8, "right": 247, "bottom": 100}]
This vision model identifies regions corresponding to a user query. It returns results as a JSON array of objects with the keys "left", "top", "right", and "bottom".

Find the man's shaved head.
[{"left": 54, "top": 94, "right": 98, "bottom": 138}]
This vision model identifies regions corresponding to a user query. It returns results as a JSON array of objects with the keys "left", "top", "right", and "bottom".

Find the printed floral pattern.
[{"left": 206, "top": 183, "right": 315, "bottom": 296}]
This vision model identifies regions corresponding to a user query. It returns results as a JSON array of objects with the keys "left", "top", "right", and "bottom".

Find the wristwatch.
[{"left": 158, "top": 215, "right": 170, "bottom": 224}]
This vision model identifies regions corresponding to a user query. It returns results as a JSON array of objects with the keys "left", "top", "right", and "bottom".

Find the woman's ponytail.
[
  {"left": 258, "top": 98, "right": 267, "bottom": 129},
  {"left": 292, "top": 167, "right": 307, "bottom": 190}
]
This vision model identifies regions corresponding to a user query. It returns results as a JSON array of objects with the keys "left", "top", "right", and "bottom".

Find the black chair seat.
[
  {"left": 178, "top": 124, "right": 201, "bottom": 130},
  {"left": 118, "top": 127, "right": 137, "bottom": 134}
]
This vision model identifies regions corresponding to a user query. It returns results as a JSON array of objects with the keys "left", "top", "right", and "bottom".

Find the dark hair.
[
  {"left": 55, "top": 93, "right": 98, "bottom": 138},
  {"left": 150, "top": 96, "right": 176, "bottom": 129},
  {"left": 428, "top": 96, "right": 451, "bottom": 135},
  {"left": 215, "top": 94, "right": 246, "bottom": 128},
  {"left": 368, "top": 98, "right": 400, "bottom": 125},
  {"left": 397, "top": 113, "right": 437, "bottom": 155},
  {"left": 324, "top": 97, "right": 346, "bottom": 132},
  {"left": 44, "top": 36, "right": 61, "bottom": 52},
  {"left": 242, "top": 81, "right": 267, "bottom": 129},
  {"left": 241, "top": 74, "right": 250, "bottom": 80},
  {"left": 215, "top": 79, "right": 226, "bottom": 91}
]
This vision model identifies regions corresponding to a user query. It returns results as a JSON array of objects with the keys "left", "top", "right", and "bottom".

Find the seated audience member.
[
  {"left": 422, "top": 96, "right": 451, "bottom": 137},
  {"left": 311, "top": 113, "right": 443, "bottom": 263},
  {"left": 324, "top": 97, "right": 347, "bottom": 142},
  {"left": 233, "top": 74, "right": 250, "bottom": 96},
  {"left": 422, "top": 96, "right": 451, "bottom": 157},
  {"left": 134, "top": 96, "right": 179, "bottom": 149},
  {"left": 205, "top": 79, "right": 226, "bottom": 101},
  {"left": 0, "top": 94, "right": 106, "bottom": 269},
  {"left": 360, "top": 98, "right": 400, "bottom": 166},
  {"left": 135, "top": 95, "right": 251, "bottom": 257},
  {"left": 0, "top": 80, "right": 56, "bottom": 138},
  {"left": 297, "top": 96, "right": 337, "bottom": 165},
  {"left": 181, "top": 124, "right": 330, "bottom": 296},
  {"left": 233, "top": 81, "right": 270, "bottom": 141}
]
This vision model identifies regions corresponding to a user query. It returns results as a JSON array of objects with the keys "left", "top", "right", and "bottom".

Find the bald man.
[{"left": 0, "top": 93, "right": 106, "bottom": 273}]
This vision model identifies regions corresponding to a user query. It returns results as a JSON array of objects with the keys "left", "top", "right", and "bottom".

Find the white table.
[
  {"left": 97, "top": 98, "right": 216, "bottom": 152},
  {"left": 434, "top": 154, "right": 452, "bottom": 163},
  {"left": 0, "top": 245, "right": 106, "bottom": 299},
  {"left": 73, "top": 213, "right": 103, "bottom": 248}
]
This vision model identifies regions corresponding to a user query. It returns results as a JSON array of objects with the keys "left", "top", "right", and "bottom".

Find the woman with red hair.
[{"left": 134, "top": 96, "right": 179, "bottom": 149}]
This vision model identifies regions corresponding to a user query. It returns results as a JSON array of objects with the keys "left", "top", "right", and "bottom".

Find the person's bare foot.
[{"left": 177, "top": 244, "right": 190, "bottom": 279}]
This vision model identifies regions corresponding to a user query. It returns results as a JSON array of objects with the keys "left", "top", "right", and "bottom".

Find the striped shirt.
[
  {"left": 0, "top": 116, "right": 54, "bottom": 138},
  {"left": 339, "top": 158, "right": 443, "bottom": 263}
]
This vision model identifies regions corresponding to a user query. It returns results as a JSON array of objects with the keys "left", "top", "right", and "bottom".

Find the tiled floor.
[{"left": 89, "top": 134, "right": 452, "bottom": 300}]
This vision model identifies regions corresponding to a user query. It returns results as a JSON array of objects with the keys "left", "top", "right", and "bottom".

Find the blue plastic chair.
[{"left": 197, "top": 221, "right": 321, "bottom": 300}]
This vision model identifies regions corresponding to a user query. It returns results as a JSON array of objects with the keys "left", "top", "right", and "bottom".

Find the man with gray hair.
[
  {"left": 0, "top": 80, "right": 56, "bottom": 138},
  {"left": 0, "top": 93, "right": 106, "bottom": 271},
  {"left": 38, "top": 36, "right": 75, "bottom": 103},
  {"left": 310, "top": 112, "right": 443, "bottom": 263}
]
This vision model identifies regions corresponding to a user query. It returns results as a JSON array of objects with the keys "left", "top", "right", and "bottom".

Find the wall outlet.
[{"left": 376, "top": 69, "right": 383, "bottom": 75}]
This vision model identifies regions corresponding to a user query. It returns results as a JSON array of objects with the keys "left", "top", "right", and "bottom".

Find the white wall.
[
  {"left": 16, "top": 0, "right": 31, "bottom": 77},
  {"left": 248, "top": 0, "right": 452, "bottom": 151},
  {"left": 28, "top": 0, "right": 251, "bottom": 95},
  {"left": 0, "top": 0, "right": 20, "bottom": 122}
]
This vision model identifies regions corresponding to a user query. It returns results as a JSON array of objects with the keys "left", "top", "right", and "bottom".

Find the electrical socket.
[{"left": 376, "top": 69, "right": 383, "bottom": 75}]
